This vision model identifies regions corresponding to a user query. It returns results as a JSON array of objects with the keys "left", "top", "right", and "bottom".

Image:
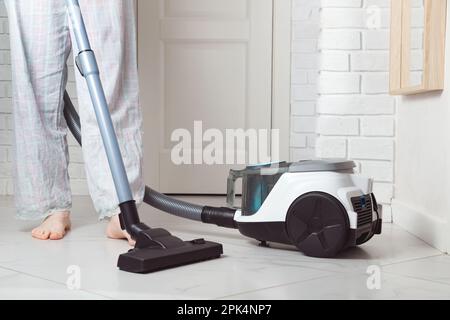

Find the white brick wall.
[
  {"left": 0, "top": 0, "right": 12, "bottom": 195},
  {"left": 0, "top": 0, "right": 89, "bottom": 196},
  {"left": 316, "top": 0, "right": 396, "bottom": 209},
  {"left": 293, "top": 1, "right": 397, "bottom": 215},
  {"left": 290, "top": 0, "right": 320, "bottom": 161}
]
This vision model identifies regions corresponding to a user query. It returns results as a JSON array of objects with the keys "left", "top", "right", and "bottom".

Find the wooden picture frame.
[{"left": 390, "top": 0, "right": 448, "bottom": 95}]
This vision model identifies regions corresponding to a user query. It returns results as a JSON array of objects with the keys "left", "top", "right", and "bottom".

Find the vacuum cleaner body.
[{"left": 228, "top": 161, "right": 382, "bottom": 258}]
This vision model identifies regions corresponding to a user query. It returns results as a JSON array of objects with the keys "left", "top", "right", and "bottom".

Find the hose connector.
[{"left": 201, "top": 206, "right": 237, "bottom": 229}]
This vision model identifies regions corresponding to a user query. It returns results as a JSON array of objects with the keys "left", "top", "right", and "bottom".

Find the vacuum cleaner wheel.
[{"left": 286, "top": 192, "right": 349, "bottom": 258}]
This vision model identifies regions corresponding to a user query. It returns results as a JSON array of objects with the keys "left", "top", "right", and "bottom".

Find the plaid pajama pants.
[{"left": 5, "top": 0, "right": 144, "bottom": 220}]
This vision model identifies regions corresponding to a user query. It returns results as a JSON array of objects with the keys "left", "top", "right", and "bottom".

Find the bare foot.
[
  {"left": 106, "top": 215, "right": 136, "bottom": 246},
  {"left": 31, "top": 212, "right": 71, "bottom": 240}
]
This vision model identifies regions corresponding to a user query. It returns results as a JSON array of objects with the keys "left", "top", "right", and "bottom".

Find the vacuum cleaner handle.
[
  {"left": 65, "top": 0, "right": 141, "bottom": 235},
  {"left": 227, "top": 169, "right": 244, "bottom": 209}
]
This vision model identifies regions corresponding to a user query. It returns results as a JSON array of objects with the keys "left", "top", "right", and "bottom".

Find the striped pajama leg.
[{"left": 5, "top": 0, "right": 144, "bottom": 220}]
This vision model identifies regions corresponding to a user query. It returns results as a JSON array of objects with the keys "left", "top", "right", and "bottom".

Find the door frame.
[
  {"left": 272, "top": 0, "right": 292, "bottom": 162},
  {"left": 137, "top": 0, "right": 292, "bottom": 189}
]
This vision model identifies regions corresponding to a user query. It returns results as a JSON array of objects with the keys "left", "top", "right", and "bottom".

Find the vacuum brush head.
[{"left": 117, "top": 228, "right": 223, "bottom": 273}]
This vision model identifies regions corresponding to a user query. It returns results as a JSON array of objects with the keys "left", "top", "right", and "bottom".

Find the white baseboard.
[
  {"left": 392, "top": 199, "right": 449, "bottom": 253},
  {"left": 381, "top": 204, "right": 393, "bottom": 223}
]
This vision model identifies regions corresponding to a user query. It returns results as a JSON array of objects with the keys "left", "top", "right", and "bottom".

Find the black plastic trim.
[
  {"left": 75, "top": 49, "right": 93, "bottom": 77},
  {"left": 118, "top": 200, "right": 142, "bottom": 238},
  {"left": 375, "top": 219, "right": 383, "bottom": 235},
  {"left": 237, "top": 221, "right": 291, "bottom": 244},
  {"left": 285, "top": 192, "right": 350, "bottom": 258},
  {"left": 201, "top": 206, "right": 238, "bottom": 229},
  {"left": 118, "top": 234, "right": 223, "bottom": 273}
]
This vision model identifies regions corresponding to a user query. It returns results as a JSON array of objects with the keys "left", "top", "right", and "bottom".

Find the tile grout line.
[
  {"left": 213, "top": 273, "right": 342, "bottom": 300},
  {"left": 380, "top": 253, "right": 445, "bottom": 268},
  {"left": 216, "top": 265, "right": 450, "bottom": 300},
  {"left": 214, "top": 253, "right": 450, "bottom": 300},
  {"left": 382, "top": 270, "right": 450, "bottom": 289},
  {"left": 1, "top": 197, "right": 448, "bottom": 300},
  {"left": 0, "top": 264, "right": 112, "bottom": 300}
]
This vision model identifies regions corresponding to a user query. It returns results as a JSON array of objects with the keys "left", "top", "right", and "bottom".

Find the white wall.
[
  {"left": 290, "top": 0, "right": 320, "bottom": 161},
  {"left": 0, "top": 0, "right": 13, "bottom": 195},
  {"left": 315, "top": 0, "right": 396, "bottom": 216},
  {"left": 392, "top": 3, "right": 450, "bottom": 253}
]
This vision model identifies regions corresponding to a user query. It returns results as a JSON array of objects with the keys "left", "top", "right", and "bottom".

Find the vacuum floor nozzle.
[{"left": 117, "top": 228, "right": 223, "bottom": 273}]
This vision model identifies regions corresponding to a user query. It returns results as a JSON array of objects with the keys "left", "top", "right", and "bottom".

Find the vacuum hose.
[{"left": 63, "top": 92, "right": 237, "bottom": 229}]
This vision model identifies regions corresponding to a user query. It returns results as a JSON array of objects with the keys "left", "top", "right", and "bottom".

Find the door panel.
[
  {"left": 138, "top": 0, "right": 273, "bottom": 194},
  {"left": 165, "top": 0, "right": 248, "bottom": 19}
]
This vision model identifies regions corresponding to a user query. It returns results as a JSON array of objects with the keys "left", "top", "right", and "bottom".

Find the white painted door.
[{"left": 138, "top": 0, "right": 273, "bottom": 194}]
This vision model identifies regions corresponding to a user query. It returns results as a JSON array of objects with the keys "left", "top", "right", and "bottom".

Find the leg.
[
  {"left": 71, "top": 0, "right": 144, "bottom": 242},
  {"left": 5, "top": 0, "right": 72, "bottom": 238}
]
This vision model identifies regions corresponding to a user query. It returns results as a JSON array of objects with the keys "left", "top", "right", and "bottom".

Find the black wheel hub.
[{"left": 286, "top": 192, "right": 349, "bottom": 258}]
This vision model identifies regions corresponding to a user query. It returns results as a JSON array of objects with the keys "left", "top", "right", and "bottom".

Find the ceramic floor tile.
[
  {"left": 0, "top": 195, "right": 446, "bottom": 300},
  {"left": 383, "top": 255, "right": 450, "bottom": 284},
  {"left": 0, "top": 196, "right": 333, "bottom": 299},
  {"left": 0, "top": 237, "right": 333, "bottom": 299},
  {"left": 221, "top": 272, "right": 450, "bottom": 300},
  {"left": 0, "top": 266, "right": 16, "bottom": 279},
  {"left": 0, "top": 269, "right": 107, "bottom": 300}
]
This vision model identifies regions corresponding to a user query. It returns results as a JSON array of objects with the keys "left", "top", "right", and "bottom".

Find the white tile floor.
[{"left": 0, "top": 195, "right": 449, "bottom": 300}]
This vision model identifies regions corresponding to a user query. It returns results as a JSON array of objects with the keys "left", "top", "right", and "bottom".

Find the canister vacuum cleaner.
[{"left": 64, "top": 0, "right": 382, "bottom": 274}]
